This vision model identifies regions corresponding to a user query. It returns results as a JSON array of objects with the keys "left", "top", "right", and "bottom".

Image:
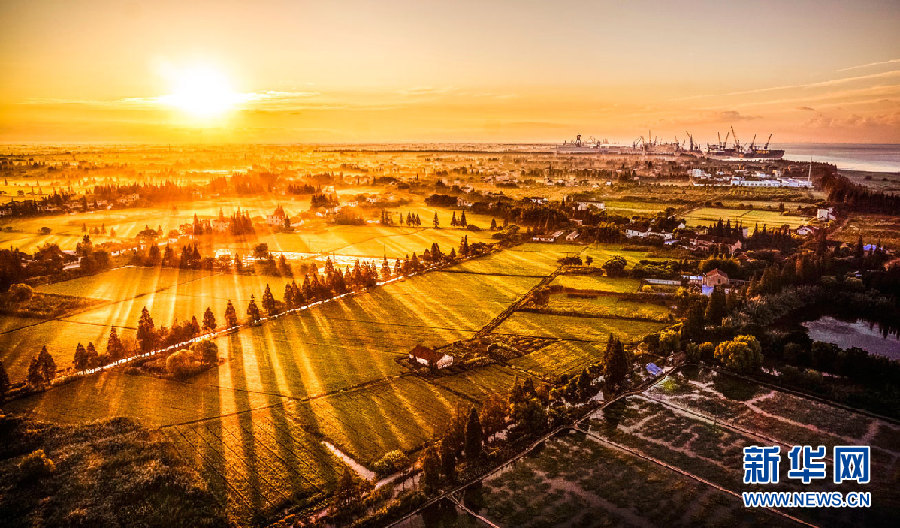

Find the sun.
[{"left": 159, "top": 65, "right": 240, "bottom": 119}]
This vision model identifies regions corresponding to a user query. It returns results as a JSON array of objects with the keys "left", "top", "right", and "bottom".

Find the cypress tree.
[
  {"left": 224, "top": 300, "right": 239, "bottom": 327},
  {"left": 203, "top": 307, "right": 217, "bottom": 332},
  {"left": 465, "top": 407, "right": 483, "bottom": 461}
]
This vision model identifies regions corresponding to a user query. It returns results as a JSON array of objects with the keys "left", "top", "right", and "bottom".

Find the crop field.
[
  {"left": 545, "top": 293, "right": 674, "bottom": 322},
  {"left": 297, "top": 377, "right": 467, "bottom": 466},
  {"left": 685, "top": 207, "right": 810, "bottom": 229},
  {"left": 0, "top": 317, "right": 131, "bottom": 381},
  {"left": 509, "top": 340, "right": 604, "bottom": 378},
  {"left": 495, "top": 311, "right": 669, "bottom": 344},
  {"left": 472, "top": 428, "right": 788, "bottom": 528},
  {"left": 36, "top": 266, "right": 214, "bottom": 300},
  {"left": 449, "top": 243, "right": 581, "bottom": 276},
  {"left": 834, "top": 213, "right": 900, "bottom": 249},
  {"left": 223, "top": 223, "right": 496, "bottom": 259},
  {"left": 430, "top": 364, "right": 526, "bottom": 401},
  {"left": 163, "top": 403, "right": 345, "bottom": 525},
  {"left": 552, "top": 274, "right": 642, "bottom": 293},
  {"left": 2, "top": 369, "right": 275, "bottom": 426}
]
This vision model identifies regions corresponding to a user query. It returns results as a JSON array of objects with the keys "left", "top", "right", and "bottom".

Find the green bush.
[{"left": 372, "top": 450, "right": 409, "bottom": 477}]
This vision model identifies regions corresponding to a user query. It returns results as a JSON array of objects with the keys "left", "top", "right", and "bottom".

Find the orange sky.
[{"left": 1, "top": 0, "right": 899, "bottom": 144}]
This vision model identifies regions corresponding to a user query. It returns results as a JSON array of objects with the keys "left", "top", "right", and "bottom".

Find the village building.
[
  {"left": 409, "top": 345, "right": 454, "bottom": 369},
  {"left": 702, "top": 268, "right": 730, "bottom": 288},
  {"left": 267, "top": 205, "right": 288, "bottom": 226}
]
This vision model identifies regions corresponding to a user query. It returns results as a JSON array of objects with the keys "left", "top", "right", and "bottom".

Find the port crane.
[
  {"left": 763, "top": 133, "right": 773, "bottom": 150},
  {"left": 730, "top": 126, "right": 740, "bottom": 149}
]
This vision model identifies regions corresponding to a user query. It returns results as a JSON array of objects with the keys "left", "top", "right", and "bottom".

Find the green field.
[
  {"left": 495, "top": 311, "right": 669, "bottom": 343},
  {"left": 509, "top": 340, "right": 604, "bottom": 377},
  {"left": 546, "top": 293, "right": 674, "bottom": 322},
  {"left": 685, "top": 207, "right": 810, "bottom": 229},
  {"left": 552, "top": 274, "right": 642, "bottom": 293}
]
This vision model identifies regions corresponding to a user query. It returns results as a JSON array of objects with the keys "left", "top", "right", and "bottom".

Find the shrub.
[
  {"left": 372, "top": 450, "right": 409, "bottom": 477},
  {"left": 714, "top": 335, "right": 763, "bottom": 373},
  {"left": 191, "top": 340, "right": 219, "bottom": 365},
  {"left": 8, "top": 283, "right": 33, "bottom": 303},
  {"left": 165, "top": 350, "right": 197, "bottom": 378},
  {"left": 20, "top": 449, "right": 55, "bottom": 481}
]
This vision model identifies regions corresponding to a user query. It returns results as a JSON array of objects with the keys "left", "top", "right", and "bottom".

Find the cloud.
[
  {"left": 708, "top": 110, "right": 760, "bottom": 121},
  {"left": 676, "top": 69, "right": 900, "bottom": 101},
  {"left": 797, "top": 106, "right": 815, "bottom": 111},
  {"left": 836, "top": 58, "right": 900, "bottom": 72}
]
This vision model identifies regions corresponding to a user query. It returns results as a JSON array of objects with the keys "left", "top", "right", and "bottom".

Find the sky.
[{"left": 1, "top": 0, "right": 899, "bottom": 144}]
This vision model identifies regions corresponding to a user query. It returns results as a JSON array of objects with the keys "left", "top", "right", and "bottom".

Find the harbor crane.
[
  {"left": 749, "top": 133, "right": 757, "bottom": 150},
  {"left": 763, "top": 133, "right": 773, "bottom": 149},
  {"left": 685, "top": 131, "right": 694, "bottom": 152},
  {"left": 730, "top": 126, "right": 740, "bottom": 149}
]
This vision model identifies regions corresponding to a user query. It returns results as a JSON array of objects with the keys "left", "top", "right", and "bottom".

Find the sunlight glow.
[{"left": 158, "top": 65, "right": 242, "bottom": 119}]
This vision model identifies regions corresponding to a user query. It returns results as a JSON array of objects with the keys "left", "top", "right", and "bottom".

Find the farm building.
[
  {"left": 409, "top": 345, "right": 454, "bottom": 369},
  {"left": 702, "top": 269, "right": 729, "bottom": 288}
]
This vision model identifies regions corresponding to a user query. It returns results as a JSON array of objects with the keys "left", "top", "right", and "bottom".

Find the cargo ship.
[{"left": 556, "top": 134, "right": 630, "bottom": 154}]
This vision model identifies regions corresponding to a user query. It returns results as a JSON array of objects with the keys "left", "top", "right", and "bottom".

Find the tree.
[
  {"left": 714, "top": 335, "right": 763, "bottom": 373},
  {"left": 705, "top": 286, "right": 727, "bottom": 324},
  {"left": 107, "top": 327, "right": 124, "bottom": 361},
  {"left": 490, "top": 218, "right": 497, "bottom": 230},
  {"left": 460, "top": 211, "right": 467, "bottom": 227},
  {"left": 85, "top": 342, "right": 98, "bottom": 367},
  {"left": 261, "top": 284, "right": 277, "bottom": 315},
  {"left": 73, "top": 343, "right": 88, "bottom": 371},
  {"left": 479, "top": 394, "right": 507, "bottom": 443},
  {"left": 192, "top": 340, "right": 219, "bottom": 365},
  {"left": 202, "top": 307, "right": 216, "bottom": 332},
  {"left": 332, "top": 467, "right": 362, "bottom": 513},
  {"left": 433, "top": 211, "right": 439, "bottom": 228},
  {"left": 602, "top": 255, "right": 627, "bottom": 277},
  {"left": 658, "top": 329, "right": 680, "bottom": 355},
  {"left": 224, "top": 300, "right": 239, "bottom": 327},
  {"left": 421, "top": 446, "right": 442, "bottom": 491},
  {"left": 136, "top": 306, "right": 156, "bottom": 353},
  {"left": 0, "top": 360, "right": 10, "bottom": 402},
  {"left": 439, "top": 438, "right": 457, "bottom": 483},
  {"left": 27, "top": 346, "right": 56, "bottom": 390},
  {"left": 247, "top": 295, "right": 261, "bottom": 324},
  {"left": 604, "top": 335, "right": 629, "bottom": 391},
  {"left": 464, "top": 407, "right": 483, "bottom": 462}
]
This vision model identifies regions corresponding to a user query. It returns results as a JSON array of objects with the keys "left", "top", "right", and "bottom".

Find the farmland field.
[
  {"left": 552, "top": 274, "right": 642, "bottom": 293},
  {"left": 495, "top": 311, "right": 669, "bottom": 343},
  {"left": 544, "top": 293, "right": 674, "bottom": 322},
  {"left": 438, "top": 366, "right": 900, "bottom": 528},
  {"left": 685, "top": 207, "right": 811, "bottom": 229}
]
